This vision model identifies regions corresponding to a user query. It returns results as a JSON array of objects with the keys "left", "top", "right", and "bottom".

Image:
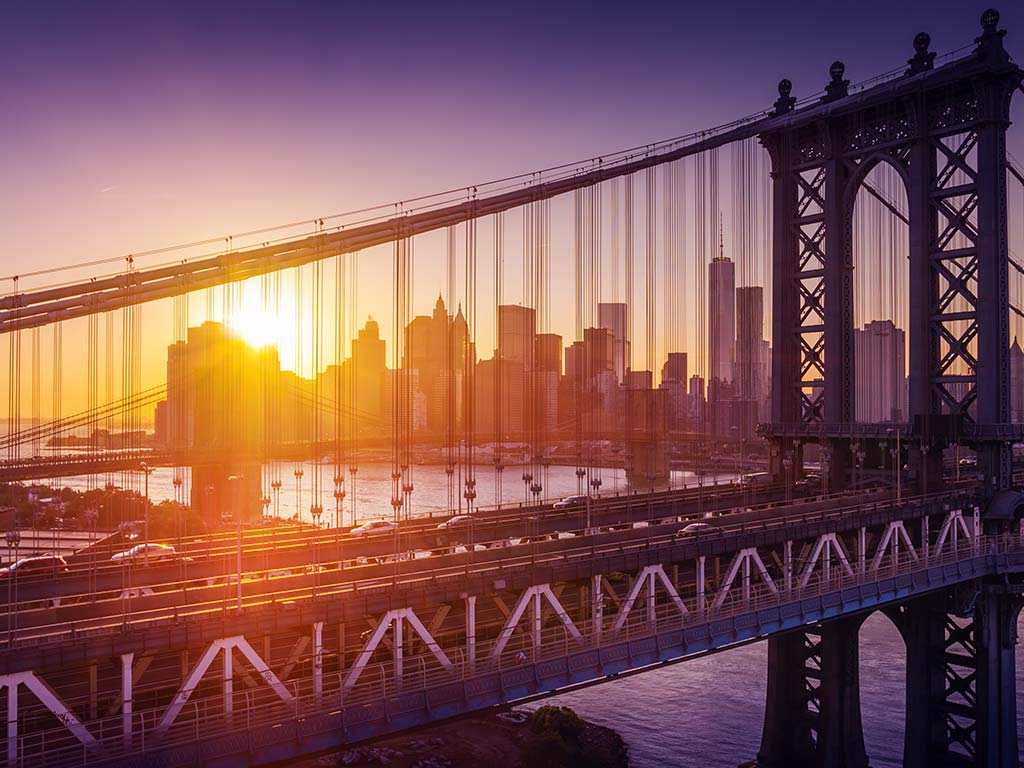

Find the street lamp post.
[
  {"left": 310, "top": 504, "right": 323, "bottom": 597},
  {"left": 139, "top": 462, "right": 154, "bottom": 565},
  {"left": 228, "top": 475, "right": 242, "bottom": 610},
  {"left": 294, "top": 468, "right": 304, "bottom": 523},
  {"left": 896, "top": 429, "right": 902, "bottom": 504},
  {"left": 6, "top": 529, "right": 21, "bottom": 644},
  {"left": 271, "top": 479, "right": 282, "bottom": 518}
]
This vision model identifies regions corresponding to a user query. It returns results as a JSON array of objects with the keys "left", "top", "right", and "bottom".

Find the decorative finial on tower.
[
  {"left": 974, "top": 8, "right": 1010, "bottom": 65},
  {"left": 772, "top": 79, "right": 796, "bottom": 116},
  {"left": 821, "top": 61, "right": 849, "bottom": 103},
  {"left": 905, "top": 32, "right": 935, "bottom": 75}
]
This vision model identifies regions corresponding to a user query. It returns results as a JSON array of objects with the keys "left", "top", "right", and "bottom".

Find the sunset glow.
[{"left": 229, "top": 303, "right": 280, "bottom": 350}]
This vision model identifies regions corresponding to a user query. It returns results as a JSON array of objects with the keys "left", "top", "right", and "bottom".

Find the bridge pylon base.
[{"left": 756, "top": 617, "right": 869, "bottom": 768}]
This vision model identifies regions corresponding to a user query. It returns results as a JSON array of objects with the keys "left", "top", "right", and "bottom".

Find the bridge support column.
[
  {"left": 6, "top": 682, "right": 16, "bottom": 766},
  {"left": 899, "top": 586, "right": 1022, "bottom": 768},
  {"left": 223, "top": 643, "right": 233, "bottom": 725},
  {"left": 121, "top": 652, "right": 134, "bottom": 746},
  {"left": 815, "top": 616, "right": 868, "bottom": 768},
  {"left": 974, "top": 588, "right": 1022, "bottom": 768},
  {"left": 757, "top": 632, "right": 816, "bottom": 767},
  {"left": 896, "top": 594, "right": 946, "bottom": 768},
  {"left": 758, "top": 618, "right": 868, "bottom": 768},
  {"left": 466, "top": 596, "right": 477, "bottom": 671},
  {"left": 312, "top": 622, "right": 323, "bottom": 704}
]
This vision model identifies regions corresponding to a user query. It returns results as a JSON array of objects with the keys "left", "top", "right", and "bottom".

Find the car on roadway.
[
  {"left": 437, "top": 514, "right": 473, "bottom": 530},
  {"left": 553, "top": 495, "right": 589, "bottom": 510},
  {"left": 676, "top": 522, "right": 723, "bottom": 538},
  {"left": 111, "top": 543, "right": 179, "bottom": 564},
  {"left": 349, "top": 519, "right": 397, "bottom": 538},
  {"left": 958, "top": 455, "right": 978, "bottom": 467},
  {"left": 740, "top": 472, "right": 774, "bottom": 488},
  {"left": 0, "top": 554, "right": 69, "bottom": 577}
]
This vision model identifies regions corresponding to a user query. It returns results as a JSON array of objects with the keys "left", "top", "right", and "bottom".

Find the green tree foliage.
[{"left": 523, "top": 706, "right": 602, "bottom": 768}]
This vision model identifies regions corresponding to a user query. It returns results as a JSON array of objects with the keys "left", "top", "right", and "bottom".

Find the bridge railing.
[{"left": 0, "top": 488, "right": 979, "bottom": 647}]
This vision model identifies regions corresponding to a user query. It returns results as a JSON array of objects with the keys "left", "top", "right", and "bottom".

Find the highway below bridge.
[{"left": 0, "top": 481, "right": 1021, "bottom": 768}]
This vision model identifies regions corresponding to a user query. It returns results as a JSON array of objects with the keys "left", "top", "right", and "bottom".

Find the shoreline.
[{"left": 291, "top": 706, "right": 629, "bottom": 768}]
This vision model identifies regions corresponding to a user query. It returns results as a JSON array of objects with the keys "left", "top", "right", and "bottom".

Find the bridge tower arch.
[
  {"left": 844, "top": 154, "right": 911, "bottom": 435},
  {"left": 757, "top": 11, "right": 1024, "bottom": 768},
  {"left": 760, "top": 10, "right": 1023, "bottom": 502}
]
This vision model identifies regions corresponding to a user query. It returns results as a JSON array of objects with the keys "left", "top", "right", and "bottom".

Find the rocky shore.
[{"left": 298, "top": 706, "right": 629, "bottom": 768}]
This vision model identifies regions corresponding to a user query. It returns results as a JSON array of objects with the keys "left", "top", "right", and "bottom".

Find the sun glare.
[{"left": 229, "top": 304, "right": 279, "bottom": 349}]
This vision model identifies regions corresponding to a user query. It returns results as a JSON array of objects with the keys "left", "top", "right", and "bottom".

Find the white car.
[
  {"left": 111, "top": 543, "right": 177, "bottom": 564},
  {"left": 553, "top": 495, "right": 589, "bottom": 510},
  {"left": 437, "top": 514, "right": 473, "bottom": 530},
  {"left": 676, "top": 522, "right": 723, "bottom": 538},
  {"left": 349, "top": 519, "right": 397, "bottom": 538}
]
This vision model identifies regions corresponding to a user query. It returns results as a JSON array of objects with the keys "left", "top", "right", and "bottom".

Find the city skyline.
[{"left": 3, "top": 2, "right": 1017, "bottom": 421}]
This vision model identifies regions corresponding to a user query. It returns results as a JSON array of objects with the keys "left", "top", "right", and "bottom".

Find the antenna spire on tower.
[{"left": 719, "top": 212, "right": 724, "bottom": 260}]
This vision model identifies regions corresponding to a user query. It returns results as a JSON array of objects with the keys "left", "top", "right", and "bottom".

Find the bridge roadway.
[
  {"left": 1, "top": 484, "right": 888, "bottom": 642},
  {"left": 4, "top": 480, "right": 800, "bottom": 608},
  {"left": 0, "top": 481, "right": 1015, "bottom": 768},
  {"left": 2, "top": 489, "right": 950, "bottom": 647}
]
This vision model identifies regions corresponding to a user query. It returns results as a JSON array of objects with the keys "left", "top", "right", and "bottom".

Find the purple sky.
[
  {"left": 2, "top": 0, "right": 1017, "bottom": 278},
  {"left": 1, "top": 1, "right": 1021, "bottom": 413}
]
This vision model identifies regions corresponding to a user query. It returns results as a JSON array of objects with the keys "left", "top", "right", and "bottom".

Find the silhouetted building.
[
  {"left": 854, "top": 319, "right": 907, "bottom": 423},
  {"left": 735, "top": 286, "right": 765, "bottom": 438},
  {"left": 661, "top": 352, "right": 688, "bottom": 387},
  {"left": 735, "top": 286, "right": 764, "bottom": 401},
  {"left": 534, "top": 333, "right": 562, "bottom": 433},
  {"left": 157, "top": 321, "right": 269, "bottom": 524},
  {"left": 382, "top": 369, "right": 427, "bottom": 432},
  {"left": 660, "top": 353, "right": 689, "bottom": 430},
  {"left": 1011, "top": 338, "right": 1024, "bottom": 423},
  {"left": 535, "top": 333, "right": 562, "bottom": 373},
  {"left": 689, "top": 375, "right": 705, "bottom": 428},
  {"left": 598, "top": 302, "right": 628, "bottom": 383},
  {"left": 709, "top": 255, "right": 735, "bottom": 385},
  {"left": 474, "top": 358, "right": 526, "bottom": 436},
  {"left": 626, "top": 370, "right": 653, "bottom": 390},
  {"left": 351, "top": 317, "right": 387, "bottom": 424},
  {"left": 498, "top": 305, "right": 536, "bottom": 368},
  {"left": 404, "top": 296, "right": 471, "bottom": 434}
]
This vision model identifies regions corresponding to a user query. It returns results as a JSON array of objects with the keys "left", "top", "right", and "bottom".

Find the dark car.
[{"left": 0, "top": 555, "right": 69, "bottom": 578}]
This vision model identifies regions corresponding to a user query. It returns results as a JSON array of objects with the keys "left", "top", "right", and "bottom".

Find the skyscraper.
[
  {"left": 661, "top": 352, "right": 688, "bottom": 387},
  {"left": 661, "top": 352, "right": 689, "bottom": 430},
  {"left": 735, "top": 286, "right": 764, "bottom": 402},
  {"left": 708, "top": 255, "right": 735, "bottom": 384},
  {"left": 854, "top": 319, "right": 907, "bottom": 423},
  {"left": 535, "top": 333, "right": 563, "bottom": 373},
  {"left": 1011, "top": 338, "right": 1024, "bottom": 423},
  {"left": 351, "top": 317, "right": 387, "bottom": 423},
  {"left": 534, "top": 333, "right": 562, "bottom": 432},
  {"left": 497, "top": 305, "right": 536, "bottom": 368},
  {"left": 598, "top": 302, "right": 628, "bottom": 383}
]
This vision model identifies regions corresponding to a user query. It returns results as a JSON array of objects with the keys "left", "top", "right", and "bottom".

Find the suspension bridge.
[{"left": 2, "top": 9, "right": 1024, "bottom": 768}]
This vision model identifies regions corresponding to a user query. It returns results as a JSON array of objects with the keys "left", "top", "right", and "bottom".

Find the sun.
[{"left": 229, "top": 303, "right": 280, "bottom": 350}]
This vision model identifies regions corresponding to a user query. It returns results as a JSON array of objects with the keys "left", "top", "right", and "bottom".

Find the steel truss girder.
[
  {"left": 930, "top": 130, "right": 981, "bottom": 420},
  {"left": 792, "top": 165, "right": 828, "bottom": 425},
  {"left": 940, "top": 616, "right": 978, "bottom": 761}
]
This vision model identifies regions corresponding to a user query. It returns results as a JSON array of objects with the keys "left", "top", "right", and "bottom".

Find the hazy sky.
[
  {"left": 3, "top": 0, "right": 1016, "bottom": 278},
  {"left": 1, "top": 1, "right": 1021, "bottom": 413}
]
